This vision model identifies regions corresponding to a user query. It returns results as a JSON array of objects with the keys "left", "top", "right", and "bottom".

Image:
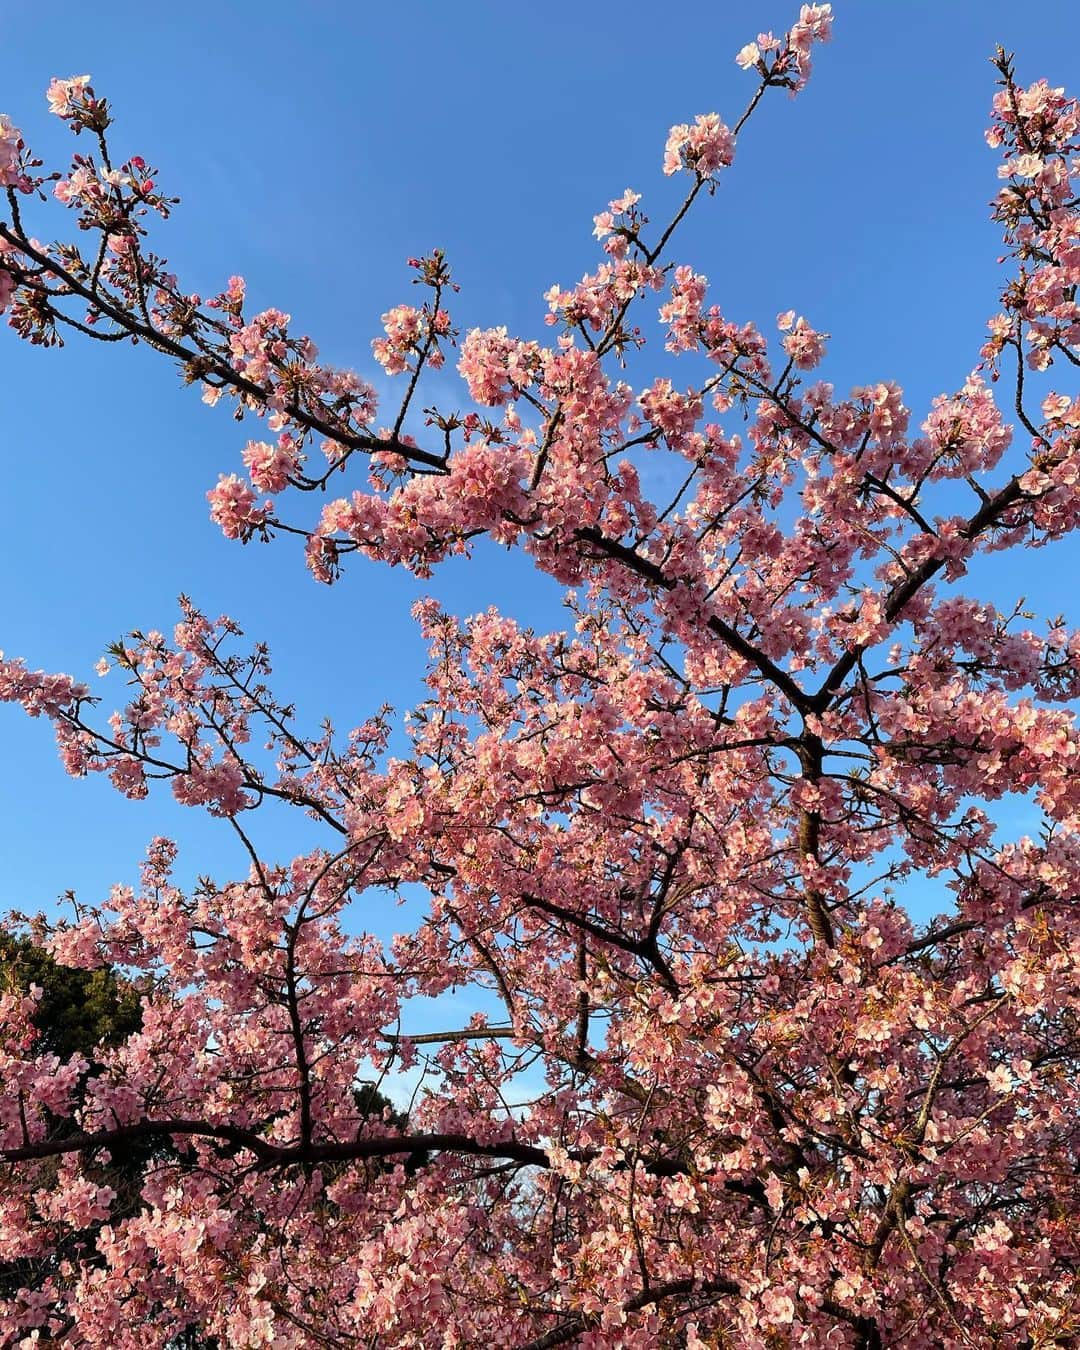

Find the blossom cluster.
[{"left": 736, "top": 3, "right": 834, "bottom": 93}]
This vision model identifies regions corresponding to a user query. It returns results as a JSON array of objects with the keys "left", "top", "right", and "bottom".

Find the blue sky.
[{"left": 1, "top": 1, "right": 1078, "bottom": 932}]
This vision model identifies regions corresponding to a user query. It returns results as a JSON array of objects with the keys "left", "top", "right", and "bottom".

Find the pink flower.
[
  {"left": 639, "top": 378, "right": 702, "bottom": 448},
  {"left": 922, "top": 375, "right": 1012, "bottom": 478},
  {"left": 660, "top": 266, "right": 708, "bottom": 352},
  {"left": 458, "top": 327, "right": 541, "bottom": 406},
  {"left": 761, "top": 1288, "right": 797, "bottom": 1325},
  {"left": 172, "top": 759, "right": 249, "bottom": 816},
  {"left": 592, "top": 210, "right": 615, "bottom": 241},
  {"left": 663, "top": 114, "right": 735, "bottom": 178},
  {"left": 781, "top": 314, "right": 828, "bottom": 369},
  {"left": 372, "top": 304, "right": 424, "bottom": 374},
  {"left": 609, "top": 188, "right": 640, "bottom": 214},
  {"left": 986, "top": 1064, "right": 1013, "bottom": 1094},
  {"left": 782, "top": 3, "right": 833, "bottom": 93},
  {"left": 242, "top": 437, "right": 300, "bottom": 493},
  {"left": 206, "top": 474, "right": 269, "bottom": 540},
  {"left": 108, "top": 756, "right": 148, "bottom": 800},
  {"left": 0, "top": 115, "right": 22, "bottom": 188},
  {"left": 46, "top": 74, "right": 92, "bottom": 118}
]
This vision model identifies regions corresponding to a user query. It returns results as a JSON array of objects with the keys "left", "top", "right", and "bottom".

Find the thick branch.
[{"left": 0, "top": 1118, "right": 693, "bottom": 1179}]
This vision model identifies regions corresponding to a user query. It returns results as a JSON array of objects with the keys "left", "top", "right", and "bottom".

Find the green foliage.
[
  {"left": 0, "top": 930, "right": 142, "bottom": 1061},
  {"left": 353, "top": 1080, "right": 410, "bottom": 1132},
  {"left": 0, "top": 933, "right": 148, "bottom": 1307}
]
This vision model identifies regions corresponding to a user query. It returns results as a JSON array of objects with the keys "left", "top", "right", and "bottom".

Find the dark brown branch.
[
  {"left": 0, "top": 1118, "right": 695, "bottom": 1180},
  {"left": 812, "top": 474, "right": 1029, "bottom": 712},
  {"left": 0, "top": 223, "right": 447, "bottom": 473},
  {"left": 574, "top": 526, "right": 812, "bottom": 713}
]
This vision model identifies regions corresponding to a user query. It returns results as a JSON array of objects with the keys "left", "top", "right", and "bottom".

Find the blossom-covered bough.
[{"left": 2, "top": 6, "right": 1080, "bottom": 1344}]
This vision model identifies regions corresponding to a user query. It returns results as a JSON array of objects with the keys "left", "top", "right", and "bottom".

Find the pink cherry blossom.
[
  {"left": 45, "top": 75, "right": 91, "bottom": 118},
  {"left": 206, "top": 474, "right": 270, "bottom": 541},
  {"left": 0, "top": 8, "right": 1078, "bottom": 1345},
  {"left": 241, "top": 436, "right": 301, "bottom": 493},
  {"left": 735, "top": 42, "right": 762, "bottom": 70},
  {"left": 663, "top": 113, "right": 735, "bottom": 178},
  {"left": 0, "top": 115, "right": 22, "bottom": 188}
]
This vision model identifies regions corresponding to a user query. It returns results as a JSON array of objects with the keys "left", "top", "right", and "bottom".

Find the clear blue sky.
[{"left": 1, "top": 2, "right": 1078, "bottom": 925}]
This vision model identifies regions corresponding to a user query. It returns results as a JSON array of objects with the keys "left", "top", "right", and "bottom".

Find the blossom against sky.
[{"left": 1, "top": 0, "right": 1078, "bottom": 918}]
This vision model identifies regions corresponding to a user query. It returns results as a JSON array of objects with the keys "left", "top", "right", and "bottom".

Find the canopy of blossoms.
[{"left": 1, "top": 6, "right": 1079, "bottom": 1344}]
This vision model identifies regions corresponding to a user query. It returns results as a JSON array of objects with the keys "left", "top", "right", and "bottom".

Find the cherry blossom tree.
[{"left": 1, "top": 6, "right": 1079, "bottom": 1344}]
